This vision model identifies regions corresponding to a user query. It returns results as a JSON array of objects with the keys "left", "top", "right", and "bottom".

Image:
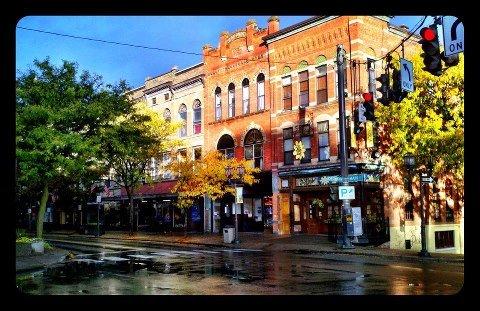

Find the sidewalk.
[
  {"left": 44, "top": 230, "right": 464, "bottom": 264},
  {"left": 16, "top": 246, "right": 69, "bottom": 273}
]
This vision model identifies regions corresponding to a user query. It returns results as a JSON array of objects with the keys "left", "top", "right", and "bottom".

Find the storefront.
[
  {"left": 102, "top": 180, "right": 205, "bottom": 233},
  {"left": 276, "top": 163, "right": 387, "bottom": 244},
  {"left": 211, "top": 171, "right": 273, "bottom": 233}
]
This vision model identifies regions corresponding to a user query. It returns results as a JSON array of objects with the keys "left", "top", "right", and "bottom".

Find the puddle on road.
[{"left": 16, "top": 248, "right": 463, "bottom": 295}]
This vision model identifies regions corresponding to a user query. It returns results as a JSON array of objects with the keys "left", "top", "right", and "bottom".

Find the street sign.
[
  {"left": 442, "top": 16, "right": 464, "bottom": 57},
  {"left": 338, "top": 186, "right": 355, "bottom": 200},
  {"left": 400, "top": 58, "right": 414, "bottom": 92},
  {"left": 421, "top": 176, "right": 434, "bottom": 184},
  {"left": 352, "top": 207, "right": 363, "bottom": 236},
  {"left": 358, "top": 103, "right": 366, "bottom": 123},
  {"left": 235, "top": 186, "right": 243, "bottom": 204},
  {"left": 96, "top": 195, "right": 102, "bottom": 203}
]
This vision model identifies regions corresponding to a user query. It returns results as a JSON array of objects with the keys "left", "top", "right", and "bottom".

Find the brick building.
[
  {"left": 263, "top": 16, "right": 419, "bottom": 244},
  {"left": 202, "top": 18, "right": 281, "bottom": 233}
]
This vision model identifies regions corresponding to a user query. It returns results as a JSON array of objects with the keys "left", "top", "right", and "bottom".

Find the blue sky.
[{"left": 16, "top": 16, "right": 433, "bottom": 89}]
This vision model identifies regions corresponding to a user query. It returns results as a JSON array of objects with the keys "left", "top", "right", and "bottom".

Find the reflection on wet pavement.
[{"left": 16, "top": 247, "right": 463, "bottom": 295}]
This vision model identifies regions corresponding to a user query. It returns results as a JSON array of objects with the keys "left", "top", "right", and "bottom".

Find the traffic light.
[
  {"left": 390, "top": 69, "right": 408, "bottom": 103},
  {"left": 420, "top": 25, "right": 442, "bottom": 76},
  {"left": 376, "top": 74, "right": 390, "bottom": 105},
  {"left": 362, "top": 92, "right": 375, "bottom": 121},
  {"left": 354, "top": 108, "right": 364, "bottom": 134}
]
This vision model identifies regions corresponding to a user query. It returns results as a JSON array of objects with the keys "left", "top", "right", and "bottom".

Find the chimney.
[
  {"left": 220, "top": 31, "right": 229, "bottom": 58},
  {"left": 268, "top": 16, "right": 280, "bottom": 35},
  {"left": 246, "top": 19, "right": 257, "bottom": 50}
]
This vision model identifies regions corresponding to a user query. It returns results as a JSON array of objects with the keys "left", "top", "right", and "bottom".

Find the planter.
[{"left": 31, "top": 241, "right": 44, "bottom": 254}]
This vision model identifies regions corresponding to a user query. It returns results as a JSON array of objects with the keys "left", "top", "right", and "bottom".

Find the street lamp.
[
  {"left": 225, "top": 165, "right": 245, "bottom": 244},
  {"left": 403, "top": 153, "right": 430, "bottom": 257}
]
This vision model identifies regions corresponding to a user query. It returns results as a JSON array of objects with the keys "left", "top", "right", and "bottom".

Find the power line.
[{"left": 16, "top": 26, "right": 301, "bottom": 67}]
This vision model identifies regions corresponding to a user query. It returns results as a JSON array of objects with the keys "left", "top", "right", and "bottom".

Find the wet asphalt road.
[{"left": 16, "top": 241, "right": 463, "bottom": 295}]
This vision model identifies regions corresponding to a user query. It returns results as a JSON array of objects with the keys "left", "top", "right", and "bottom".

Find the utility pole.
[{"left": 337, "top": 44, "right": 354, "bottom": 249}]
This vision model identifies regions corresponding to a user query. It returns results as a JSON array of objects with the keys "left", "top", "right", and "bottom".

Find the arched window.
[
  {"left": 283, "top": 66, "right": 291, "bottom": 75},
  {"left": 217, "top": 134, "right": 235, "bottom": 159},
  {"left": 228, "top": 83, "right": 235, "bottom": 118},
  {"left": 315, "top": 55, "right": 327, "bottom": 65},
  {"left": 215, "top": 87, "right": 222, "bottom": 121},
  {"left": 257, "top": 73, "right": 265, "bottom": 111},
  {"left": 298, "top": 60, "right": 308, "bottom": 70},
  {"left": 179, "top": 104, "right": 187, "bottom": 137},
  {"left": 244, "top": 129, "right": 263, "bottom": 169},
  {"left": 242, "top": 78, "right": 250, "bottom": 114},
  {"left": 164, "top": 108, "right": 171, "bottom": 122},
  {"left": 193, "top": 99, "right": 202, "bottom": 134}
]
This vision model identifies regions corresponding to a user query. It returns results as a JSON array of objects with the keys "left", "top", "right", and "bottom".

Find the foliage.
[
  {"left": 16, "top": 58, "right": 131, "bottom": 238},
  {"left": 15, "top": 236, "right": 52, "bottom": 249},
  {"left": 100, "top": 100, "right": 182, "bottom": 232},
  {"left": 311, "top": 198, "right": 324, "bottom": 210},
  {"left": 375, "top": 52, "right": 464, "bottom": 189},
  {"left": 293, "top": 140, "right": 306, "bottom": 160},
  {"left": 168, "top": 150, "right": 261, "bottom": 211}
]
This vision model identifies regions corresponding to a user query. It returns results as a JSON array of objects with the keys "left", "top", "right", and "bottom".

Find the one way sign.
[
  {"left": 400, "top": 58, "right": 414, "bottom": 92},
  {"left": 442, "top": 16, "right": 464, "bottom": 57}
]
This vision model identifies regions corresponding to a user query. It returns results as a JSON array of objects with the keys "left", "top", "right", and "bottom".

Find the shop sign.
[{"left": 295, "top": 173, "right": 381, "bottom": 187}]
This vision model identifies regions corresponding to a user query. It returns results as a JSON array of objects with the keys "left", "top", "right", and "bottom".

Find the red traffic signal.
[
  {"left": 420, "top": 27, "right": 436, "bottom": 42},
  {"left": 362, "top": 92, "right": 373, "bottom": 102}
]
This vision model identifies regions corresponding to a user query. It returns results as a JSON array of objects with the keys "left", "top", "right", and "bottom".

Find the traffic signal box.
[
  {"left": 376, "top": 73, "right": 390, "bottom": 105},
  {"left": 420, "top": 25, "right": 442, "bottom": 76}
]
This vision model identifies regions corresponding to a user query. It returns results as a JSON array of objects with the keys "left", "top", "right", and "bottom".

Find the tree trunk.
[
  {"left": 129, "top": 195, "right": 134, "bottom": 235},
  {"left": 36, "top": 184, "right": 49, "bottom": 239},
  {"left": 184, "top": 209, "right": 188, "bottom": 237}
]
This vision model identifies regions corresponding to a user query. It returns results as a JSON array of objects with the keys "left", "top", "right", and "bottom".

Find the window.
[
  {"left": 299, "top": 70, "right": 309, "bottom": 108},
  {"left": 244, "top": 129, "right": 263, "bottom": 169},
  {"left": 405, "top": 200, "right": 414, "bottom": 221},
  {"left": 228, "top": 83, "right": 235, "bottom": 118},
  {"left": 179, "top": 104, "right": 187, "bottom": 137},
  {"left": 367, "top": 59, "right": 376, "bottom": 96},
  {"left": 217, "top": 134, "right": 235, "bottom": 159},
  {"left": 446, "top": 203, "right": 454, "bottom": 222},
  {"left": 177, "top": 148, "right": 187, "bottom": 162},
  {"left": 257, "top": 73, "right": 265, "bottom": 111},
  {"left": 317, "top": 121, "right": 330, "bottom": 161},
  {"left": 283, "top": 127, "right": 294, "bottom": 165},
  {"left": 149, "top": 157, "right": 157, "bottom": 180},
  {"left": 282, "top": 76, "right": 292, "bottom": 110},
  {"left": 164, "top": 93, "right": 170, "bottom": 101},
  {"left": 435, "top": 230, "right": 454, "bottom": 249},
  {"left": 242, "top": 79, "right": 250, "bottom": 114},
  {"left": 162, "top": 152, "right": 171, "bottom": 179},
  {"left": 316, "top": 65, "right": 327, "bottom": 104},
  {"left": 193, "top": 99, "right": 202, "bottom": 134},
  {"left": 164, "top": 108, "right": 171, "bottom": 122},
  {"left": 300, "top": 124, "right": 311, "bottom": 163},
  {"left": 215, "top": 87, "right": 221, "bottom": 121},
  {"left": 194, "top": 147, "right": 202, "bottom": 160},
  {"left": 152, "top": 97, "right": 157, "bottom": 106}
]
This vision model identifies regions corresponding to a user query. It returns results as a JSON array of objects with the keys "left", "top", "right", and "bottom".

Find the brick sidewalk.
[{"left": 44, "top": 230, "right": 464, "bottom": 264}]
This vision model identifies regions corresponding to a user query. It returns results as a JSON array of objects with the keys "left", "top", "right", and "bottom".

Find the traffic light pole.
[{"left": 336, "top": 45, "right": 354, "bottom": 249}]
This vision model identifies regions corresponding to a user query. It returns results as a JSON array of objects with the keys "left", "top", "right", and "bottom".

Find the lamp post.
[
  {"left": 225, "top": 165, "right": 245, "bottom": 244},
  {"left": 403, "top": 153, "right": 430, "bottom": 257}
]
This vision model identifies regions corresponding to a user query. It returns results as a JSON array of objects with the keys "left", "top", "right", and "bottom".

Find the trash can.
[{"left": 223, "top": 226, "right": 235, "bottom": 243}]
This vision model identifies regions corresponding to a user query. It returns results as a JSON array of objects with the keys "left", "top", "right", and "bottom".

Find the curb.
[{"left": 44, "top": 234, "right": 464, "bottom": 264}]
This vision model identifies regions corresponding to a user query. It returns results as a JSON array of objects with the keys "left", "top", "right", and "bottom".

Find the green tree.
[
  {"left": 16, "top": 58, "right": 132, "bottom": 238},
  {"left": 375, "top": 52, "right": 464, "bottom": 197},
  {"left": 100, "top": 101, "right": 181, "bottom": 234}
]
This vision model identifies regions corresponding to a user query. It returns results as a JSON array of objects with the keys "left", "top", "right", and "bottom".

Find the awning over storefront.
[
  {"left": 278, "top": 162, "right": 384, "bottom": 178},
  {"left": 102, "top": 180, "right": 177, "bottom": 201}
]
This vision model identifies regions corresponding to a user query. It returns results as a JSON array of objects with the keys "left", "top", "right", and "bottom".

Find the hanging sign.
[{"left": 400, "top": 58, "right": 414, "bottom": 92}]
